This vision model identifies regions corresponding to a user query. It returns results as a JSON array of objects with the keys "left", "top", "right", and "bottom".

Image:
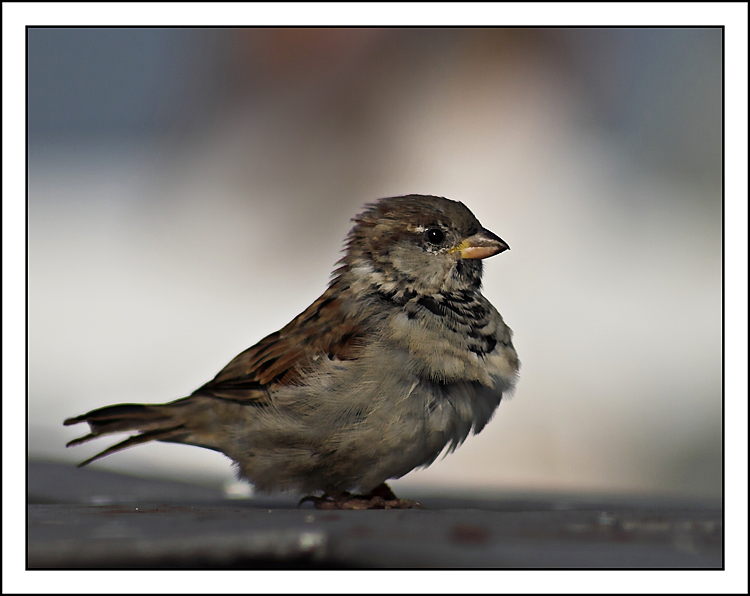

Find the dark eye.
[{"left": 424, "top": 228, "right": 445, "bottom": 245}]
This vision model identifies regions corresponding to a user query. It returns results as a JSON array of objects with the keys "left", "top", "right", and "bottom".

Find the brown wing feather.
[
  {"left": 64, "top": 283, "right": 368, "bottom": 466},
  {"left": 195, "top": 282, "right": 365, "bottom": 403}
]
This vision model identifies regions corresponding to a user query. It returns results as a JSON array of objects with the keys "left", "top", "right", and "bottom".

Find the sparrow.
[{"left": 65, "top": 194, "right": 519, "bottom": 509}]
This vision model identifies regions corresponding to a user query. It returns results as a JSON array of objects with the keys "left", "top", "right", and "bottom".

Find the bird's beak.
[{"left": 452, "top": 228, "right": 510, "bottom": 259}]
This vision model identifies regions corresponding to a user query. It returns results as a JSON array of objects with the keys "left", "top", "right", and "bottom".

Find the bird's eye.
[{"left": 424, "top": 228, "right": 445, "bottom": 245}]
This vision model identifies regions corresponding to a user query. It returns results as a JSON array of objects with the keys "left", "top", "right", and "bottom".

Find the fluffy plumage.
[{"left": 65, "top": 194, "right": 519, "bottom": 509}]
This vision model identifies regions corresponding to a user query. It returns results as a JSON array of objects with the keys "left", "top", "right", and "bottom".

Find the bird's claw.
[{"left": 298, "top": 484, "right": 423, "bottom": 510}]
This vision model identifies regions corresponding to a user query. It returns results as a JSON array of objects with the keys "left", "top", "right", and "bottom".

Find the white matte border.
[{"left": 4, "top": 3, "right": 747, "bottom": 594}]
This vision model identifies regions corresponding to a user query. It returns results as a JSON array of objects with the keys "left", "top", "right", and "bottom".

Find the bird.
[{"left": 64, "top": 194, "right": 519, "bottom": 509}]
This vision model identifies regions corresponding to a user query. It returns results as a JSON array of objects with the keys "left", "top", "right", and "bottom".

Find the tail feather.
[
  {"left": 64, "top": 404, "right": 173, "bottom": 436},
  {"left": 64, "top": 399, "right": 206, "bottom": 466},
  {"left": 75, "top": 426, "right": 188, "bottom": 467}
]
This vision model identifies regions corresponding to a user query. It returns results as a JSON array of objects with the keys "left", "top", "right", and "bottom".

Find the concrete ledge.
[{"left": 27, "top": 462, "right": 722, "bottom": 569}]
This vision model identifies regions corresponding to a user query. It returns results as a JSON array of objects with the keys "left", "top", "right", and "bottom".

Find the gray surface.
[{"left": 28, "top": 461, "right": 722, "bottom": 569}]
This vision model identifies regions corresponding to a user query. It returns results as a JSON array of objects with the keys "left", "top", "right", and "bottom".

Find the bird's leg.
[
  {"left": 298, "top": 483, "right": 422, "bottom": 510},
  {"left": 298, "top": 491, "right": 350, "bottom": 509},
  {"left": 362, "top": 483, "right": 423, "bottom": 509}
]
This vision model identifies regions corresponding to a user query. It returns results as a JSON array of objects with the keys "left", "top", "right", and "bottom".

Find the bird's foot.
[{"left": 298, "top": 483, "right": 423, "bottom": 510}]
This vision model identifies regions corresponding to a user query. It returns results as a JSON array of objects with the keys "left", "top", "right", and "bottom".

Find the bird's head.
[{"left": 340, "top": 195, "right": 509, "bottom": 296}]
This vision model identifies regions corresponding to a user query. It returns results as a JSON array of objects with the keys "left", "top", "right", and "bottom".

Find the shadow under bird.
[{"left": 65, "top": 194, "right": 519, "bottom": 509}]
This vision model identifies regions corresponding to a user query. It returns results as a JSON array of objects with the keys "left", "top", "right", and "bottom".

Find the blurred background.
[{"left": 28, "top": 27, "right": 722, "bottom": 500}]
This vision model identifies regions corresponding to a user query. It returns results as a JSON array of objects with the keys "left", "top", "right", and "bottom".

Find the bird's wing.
[{"left": 194, "top": 284, "right": 365, "bottom": 404}]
